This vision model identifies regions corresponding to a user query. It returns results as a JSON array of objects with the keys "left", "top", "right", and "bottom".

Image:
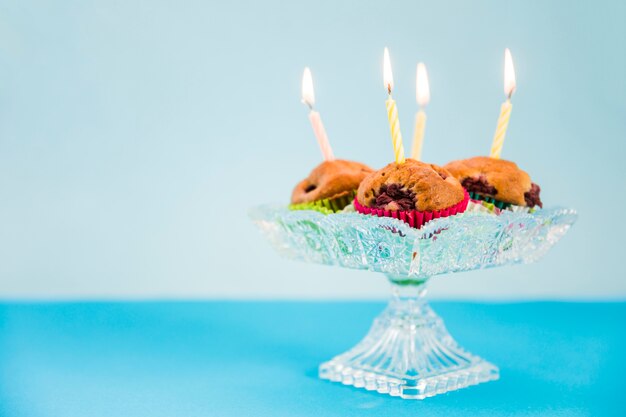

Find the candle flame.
[
  {"left": 504, "top": 48, "right": 516, "bottom": 98},
  {"left": 302, "top": 67, "right": 315, "bottom": 108},
  {"left": 416, "top": 63, "right": 430, "bottom": 107},
  {"left": 383, "top": 47, "right": 394, "bottom": 94}
]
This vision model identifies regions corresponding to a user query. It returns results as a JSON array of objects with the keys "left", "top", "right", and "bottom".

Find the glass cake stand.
[{"left": 250, "top": 205, "right": 577, "bottom": 399}]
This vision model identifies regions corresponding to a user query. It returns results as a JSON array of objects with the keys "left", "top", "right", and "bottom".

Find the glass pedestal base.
[
  {"left": 251, "top": 205, "right": 576, "bottom": 399},
  {"left": 319, "top": 282, "right": 499, "bottom": 399}
]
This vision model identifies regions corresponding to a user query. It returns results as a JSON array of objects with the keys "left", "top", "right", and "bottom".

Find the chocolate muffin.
[
  {"left": 355, "top": 159, "right": 469, "bottom": 229},
  {"left": 444, "top": 156, "right": 542, "bottom": 209},
  {"left": 291, "top": 160, "right": 373, "bottom": 213}
]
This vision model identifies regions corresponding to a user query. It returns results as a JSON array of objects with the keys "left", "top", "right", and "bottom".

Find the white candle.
[
  {"left": 411, "top": 63, "right": 430, "bottom": 161},
  {"left": 302, "top": 67, "right": 334, "bottom": 161}
]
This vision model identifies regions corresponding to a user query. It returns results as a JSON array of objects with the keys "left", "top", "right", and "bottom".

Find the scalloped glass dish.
[{"left": 250, "top": 206, "right": 577, "bottom": 399}]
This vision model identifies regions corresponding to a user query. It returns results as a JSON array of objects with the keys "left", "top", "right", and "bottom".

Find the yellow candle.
[
  {"left": 386, "top": 96, "right": 405, "bottom": 164},
  {"left": 383, "top": 48, "right": 405, "bottom": 164},
  {"left": 411, "top": 63, "right": 430, "bottom": 161},
  {"left": 412, "top": 111, "right": 427, "bottom": 161},
  {"left": 490, "top": 48, "right": 517, "bottom": 159},
  {"left": 490, "top": 100, "right": 512, "bottom": 159}
]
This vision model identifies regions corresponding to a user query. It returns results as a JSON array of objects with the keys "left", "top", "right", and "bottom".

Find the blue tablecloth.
[{"left": 1, "top": 301, "right": 624, "bottom": 416}]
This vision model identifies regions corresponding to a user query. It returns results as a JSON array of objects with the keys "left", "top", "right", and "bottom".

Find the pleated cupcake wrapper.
[
  {"left": 507, "top": 204, "right": 536, "bottom": 214},
  {"left": 289, "top": 190, "right": 357, "bottom": 215},
  {"left": 467, "top": 199, "right": 502, "bottom": 215},
  {"left": 353, "top": 189, "right": 470, "bottom": 229},
  {"left": 288, "top": 203, "right": 334, "bottom": 215},
  {"left": 467, "top": 198, "right": 536, "bottom": 215},
  {"left": 468, "top": 192, "right": 511, "bottom": 209}
]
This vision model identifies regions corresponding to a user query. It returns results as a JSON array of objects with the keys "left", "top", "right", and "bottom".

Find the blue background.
[
  {"left": 1, "top": 301, "right": 625, "bottom": 416},
  {"left": 0, "top": 0, "right": 625, "bottom": 299}
]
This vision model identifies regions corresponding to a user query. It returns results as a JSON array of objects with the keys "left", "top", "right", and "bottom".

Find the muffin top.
[
  {"left": 291, "top": 159, "right": 374, "bottom": 204},
  {"left": 357, "top": 159, "right": 465, "bottom": 212},
  {"left": 444, "top": 156, "right": 542, "bottom": 208}
]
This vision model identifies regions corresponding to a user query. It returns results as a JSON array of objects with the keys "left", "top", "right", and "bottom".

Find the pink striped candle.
[{"left": 302, "top": 67, "right": 334, "bottom": 161}]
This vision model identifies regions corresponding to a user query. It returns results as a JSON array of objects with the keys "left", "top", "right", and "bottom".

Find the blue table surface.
[{"left": 1, "top": 301, "right": 625, "bottom": 417}]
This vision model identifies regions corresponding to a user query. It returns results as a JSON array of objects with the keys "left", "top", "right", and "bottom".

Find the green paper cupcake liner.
[
  {"left": 468, "top": 192, "right": 512, "bottom": 210},
  {"left": 467, "top": 195, "right": 536, "bottom": 215},
  {"left": 289, "top": 190, "right": 357, "bottom": 215}
]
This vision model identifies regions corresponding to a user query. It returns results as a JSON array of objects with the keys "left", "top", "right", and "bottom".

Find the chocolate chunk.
[
  {"left": 461, "top": 176, "right": 497, "bottom": 196},
  {"left": 371, "top": 183, "right": 416, "bottom": 211},
  {"left": 304, "top": 184, "right": 317, "bottom": 193},
  {"left": 524, "top": 183, "right": 543, "bottom": 208}
]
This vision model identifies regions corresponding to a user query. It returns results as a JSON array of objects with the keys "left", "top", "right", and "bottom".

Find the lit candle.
[
  {"left": 490, "top": 48, "right": 517, "bottom": 159},
  {"left": 411, "top": 63, "right": 430, "bottom": 161},
  {"left": 383, "top": 48, "right": 405, "bottom": 164},
  {"left": 301, "top": 67, "right": 334, "bottom": 161}
]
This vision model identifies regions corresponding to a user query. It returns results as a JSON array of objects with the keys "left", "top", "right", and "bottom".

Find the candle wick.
[
  {"left": 387, "top": 84, "right": 392, "bottom": 95},
  {"left": 507, "top": 90, "right": 513, "bottom": 100},
  {"left": 302, "top": 99, "right": 313, "bottom": 111}
]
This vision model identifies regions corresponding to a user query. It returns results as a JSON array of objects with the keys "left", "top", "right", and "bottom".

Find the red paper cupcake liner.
[{"left": 353, "top": 189, "right": 470, "bottom": 229}]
